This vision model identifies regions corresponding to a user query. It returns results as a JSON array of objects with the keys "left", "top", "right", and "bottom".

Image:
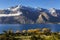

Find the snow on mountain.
[
  {"left": 8, "top": 5, "right": 21, "bottom": 11},
  {"left": 0, "top": 11, "right": 22, "bottom": 17},
  {"left": 0, "top": 5, "right": 60, "bottom": 24},
  {"left": 49, "top": 8, "right": 56, "bottom": 13},
  {"left": 49, "top": 8, "right": 58, "bottom": 17}
]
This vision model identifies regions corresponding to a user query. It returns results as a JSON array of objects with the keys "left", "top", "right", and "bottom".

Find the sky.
[{"left": 0, "top": 0, "right": 60, "bottom": 9}]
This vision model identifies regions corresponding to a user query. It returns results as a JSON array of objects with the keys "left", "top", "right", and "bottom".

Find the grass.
[{"left": 0, "top": 28, "right": 60, "bottom": 40}]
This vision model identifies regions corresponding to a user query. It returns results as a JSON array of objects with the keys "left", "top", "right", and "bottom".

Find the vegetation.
[{"left": 0, "top": 28, "right": 60, "bottom": 40}]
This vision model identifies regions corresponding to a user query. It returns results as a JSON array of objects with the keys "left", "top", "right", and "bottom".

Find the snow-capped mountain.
[
  {"left": 0, "top": 5, "right": 60, "bottom": 24},
  {"left": 49, "top": 8, "right": 58, "bottom": 17}
]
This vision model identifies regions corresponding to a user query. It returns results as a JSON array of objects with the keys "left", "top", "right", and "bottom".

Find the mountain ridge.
[{"left": 0, "top": 5, "right": 60, "bottom": 24}]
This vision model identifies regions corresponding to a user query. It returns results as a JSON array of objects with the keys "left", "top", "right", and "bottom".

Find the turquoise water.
[{"left": 0, "top": 24, "right": 60, "bottom": 33}]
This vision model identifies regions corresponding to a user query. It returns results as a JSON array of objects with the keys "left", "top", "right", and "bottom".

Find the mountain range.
[{"left": 0, "top": 5, "right": 60, "bottom": 24}]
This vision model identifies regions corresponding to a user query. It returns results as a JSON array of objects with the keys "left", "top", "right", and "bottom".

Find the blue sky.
[{"left": 0, "top": 0, "right": 60, "bottom": 9}]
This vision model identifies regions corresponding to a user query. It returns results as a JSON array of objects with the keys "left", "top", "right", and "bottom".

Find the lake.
[{"left": 0, "top": 24, "right": 60, "bottom": 33}]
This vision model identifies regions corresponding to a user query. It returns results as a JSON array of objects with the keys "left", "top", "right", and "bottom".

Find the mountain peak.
[
  {"left": 49, "top": 8, "right": 56, "bottom": 12},
  {"left": 49, "top": 8, "right": 58, "bottom": 17},
  {"left": 7, "top": 5, "right": 21, "bottom": 11}
]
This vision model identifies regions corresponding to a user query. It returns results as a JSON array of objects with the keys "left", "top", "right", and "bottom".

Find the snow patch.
[
  {"left": 49, "top": 8, "right": 58, "bottom": 17},
  {"left": 8, "top": 5, "right": 20, "bottom": 11},
  {"left": 0, "top": 11, "right": 22, "bottom": 17}
]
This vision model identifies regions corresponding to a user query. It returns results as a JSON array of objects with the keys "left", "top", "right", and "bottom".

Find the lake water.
[{"left": 0, "top": 24, "right": 60, "bottom": 33}]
